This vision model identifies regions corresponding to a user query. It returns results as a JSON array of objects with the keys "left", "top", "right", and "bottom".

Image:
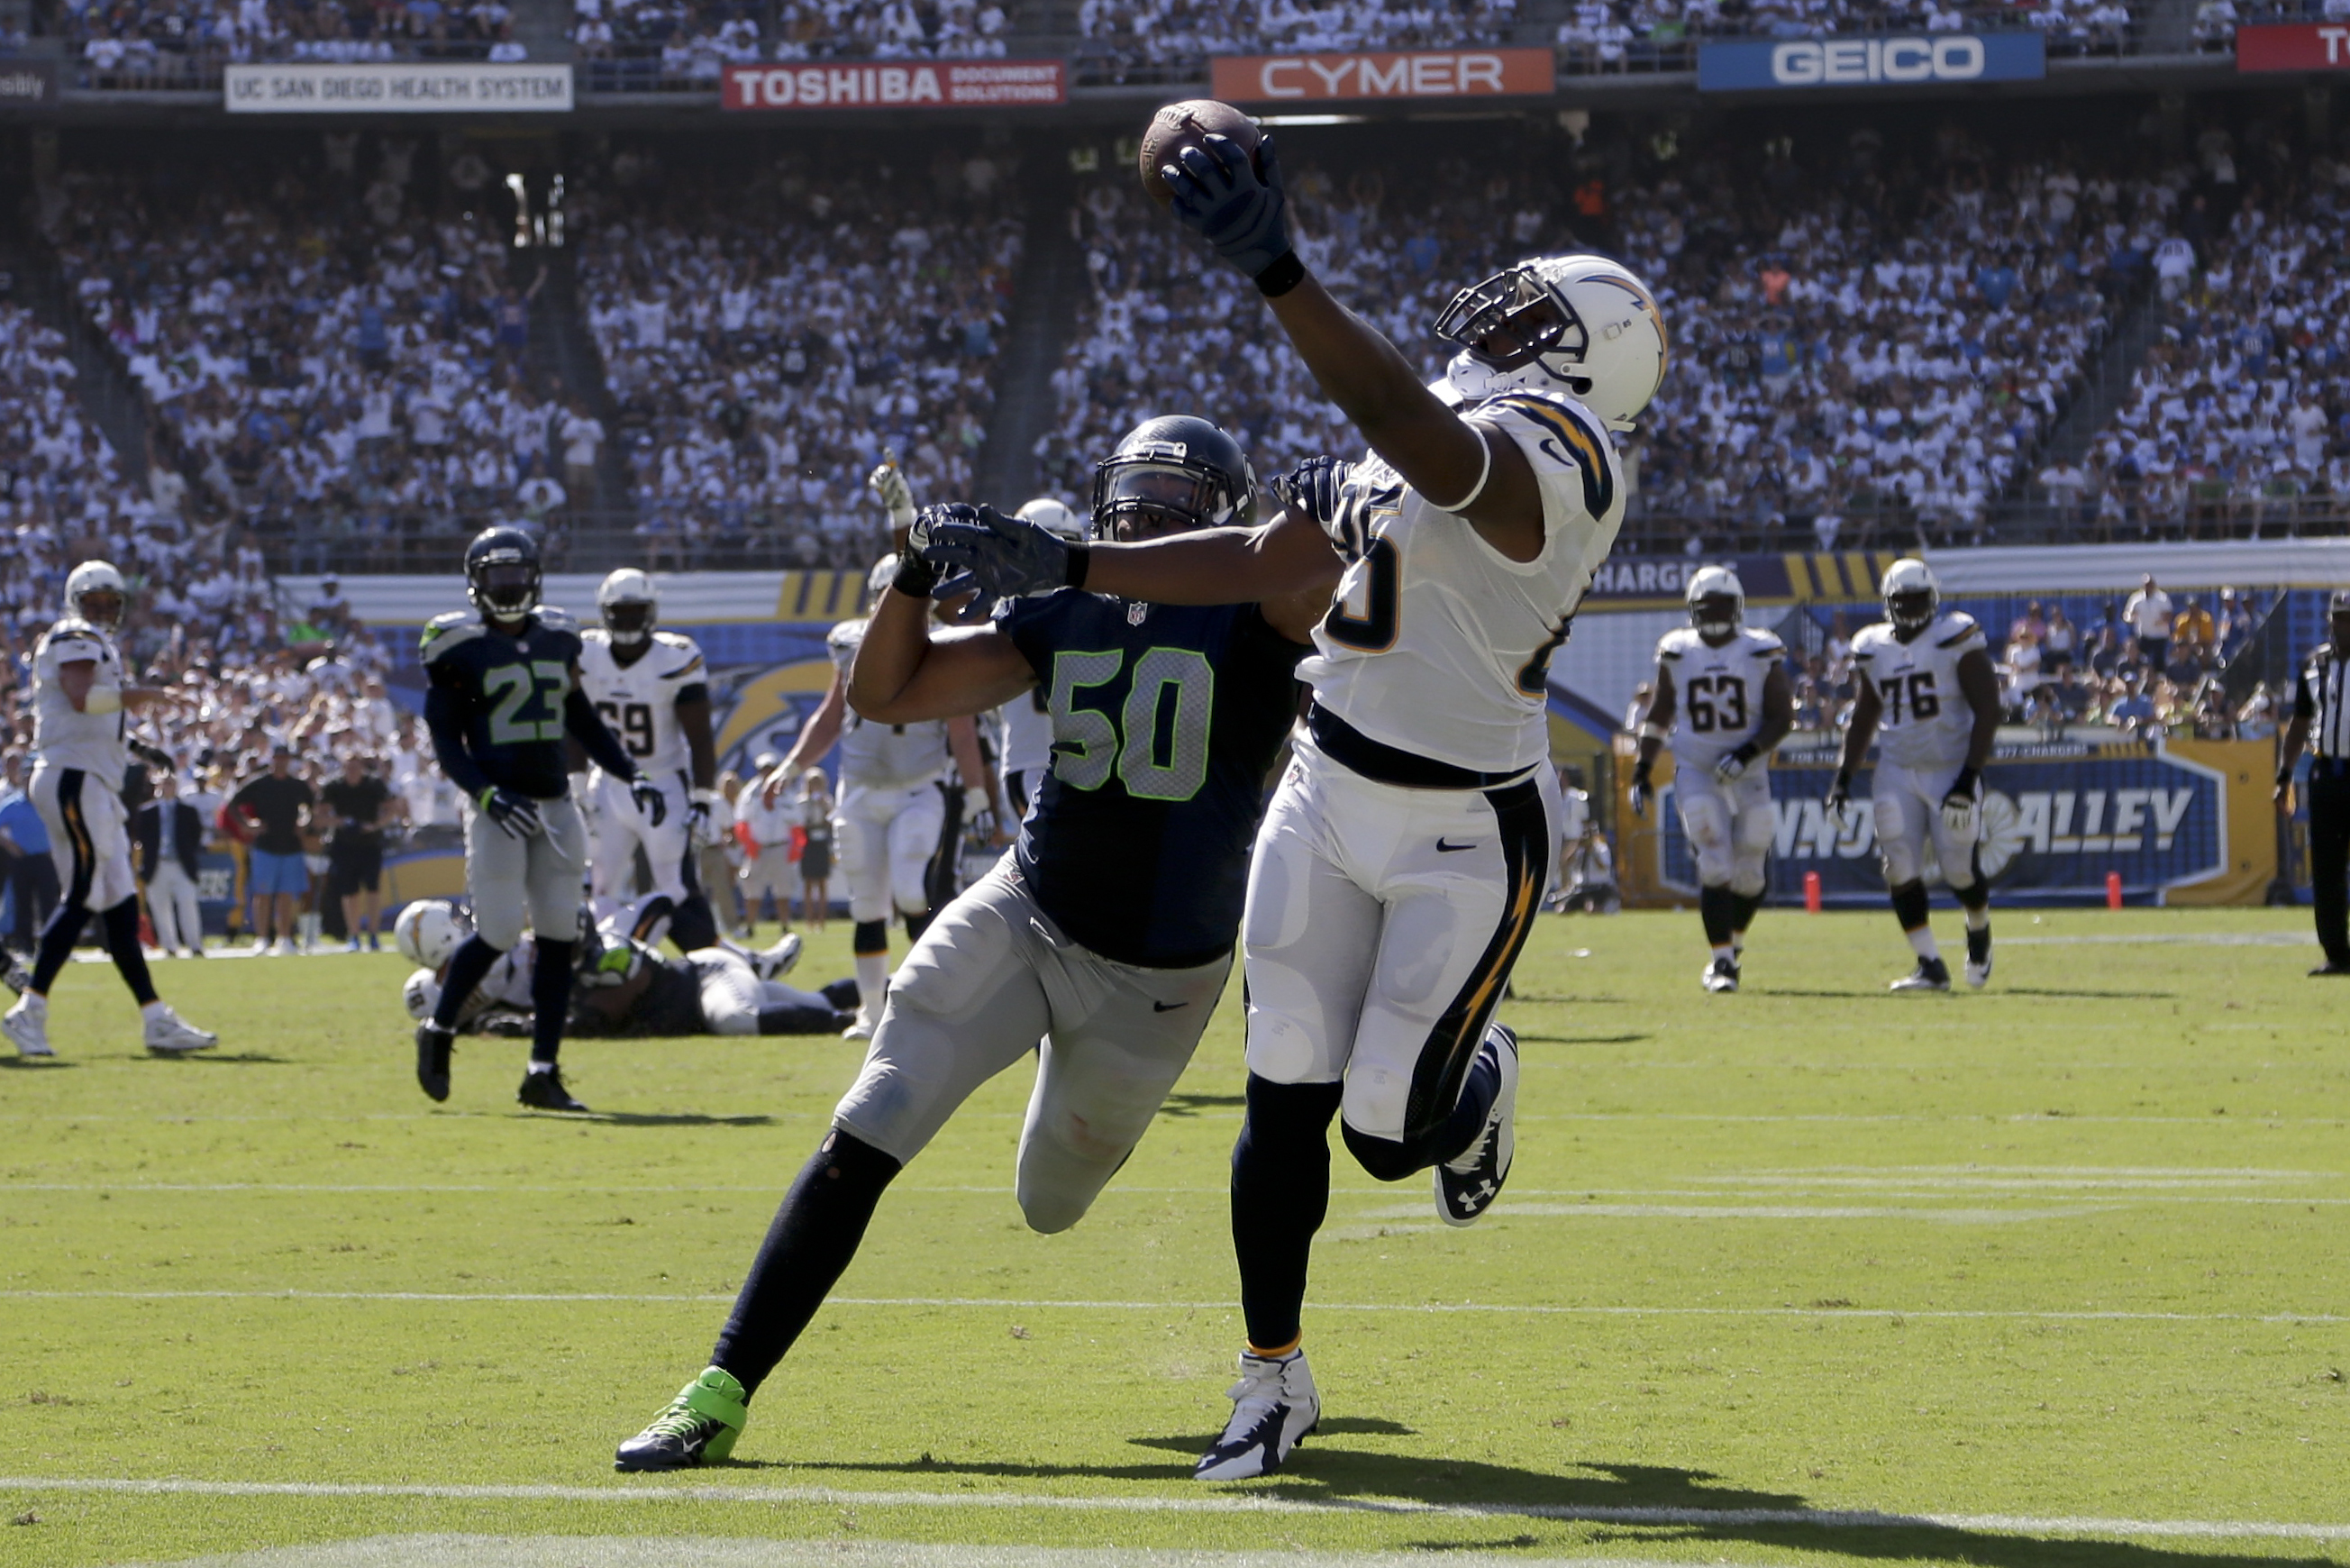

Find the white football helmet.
[
  {"left": 67, "top": 560, "right": 129, "bottom": 633},
  {"left": 597, "top": 568, "right": 658, "bottom": 647},
  {"left": 1016, "top": 497, "right": 1088, "bottom": 542},
  {"left": 1881, "top": 558, "right": 1941, "bottom": 634},
  {"left": 1686, "top": 565, "right": 1744, "bottom": 641},
  {"left": 1435, "top": 254, "right": 1669, "bottom": 433},
  {"left": 394, "top": 898, "right": 467, "bottom": 970},
  {"left": 403, "top": 968, "right": 442, "bottom": 1022}
]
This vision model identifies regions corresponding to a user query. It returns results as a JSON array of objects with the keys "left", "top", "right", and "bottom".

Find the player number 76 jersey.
[
  {"left": 1655, "top": 624, "right": 1785, "bottom": 770},
  {"left": 578, "top": 629, "right": 706, "bottom": 778},
  {"left": 1851, "top": 610, "right": 1987, "bottom": 769}
]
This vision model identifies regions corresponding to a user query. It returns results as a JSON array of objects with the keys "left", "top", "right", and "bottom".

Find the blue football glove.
[
  {"left": 925, "top": 504, "right": 1072, "bottom": 602},
  {"left": 1163, "top": 132, "right": 1293, "bottom": 282},
  {"left": 1272, "top": 455, "right": 1352, "bottom": 533},
  {"left": 479, "top": 788, "right": 543, "bottom": 840},
  {"left": 629, "top": 777, "right": 668, "bottom": 827}
]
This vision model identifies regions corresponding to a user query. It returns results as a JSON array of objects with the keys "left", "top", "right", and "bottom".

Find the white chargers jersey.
[
  {"left": 578, "top": 629, "right": 706, "bottom": 781},
  {"left": 997, "top": 685, "right": 1054, "bottom": 777},
  {"left": 1853, "top": 610, "right": 1988, "bottom": 770},
  {"left": 830, "top": 619, "right": 950, "bottom": 789},
  {"left": 1657, "top": 624, "right": 1786, "bottom": 771},
  {"left": 1299, "top": 389, "right": 1626, "bottom": 775},
  {"left": 32, "top": 618, "right": 132, "bottom": 789}
]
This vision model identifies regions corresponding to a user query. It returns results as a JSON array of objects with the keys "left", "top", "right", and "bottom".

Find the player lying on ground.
[
  {"left": 396, "top": 898, "right": 853, "bottom": 1039},
  {"left": 1828, "top": 559, "right": 2001, "bottom": 992},
  {"left": 925, "top": 126, "right": 1664, "bottom": 1478},
  {"left": 413, "top": 526, "right": 666, "bottom": 1113},
  {"left": 612, "top": 414, "right": 1325, "bottom": 1472},
  {"left": 1629, "top": 565, "right": 1792, "bottom": 993}
]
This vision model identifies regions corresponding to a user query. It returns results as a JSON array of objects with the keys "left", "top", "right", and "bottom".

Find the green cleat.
[{"left": 614, "top": 1366, "right": 748, "bottom": 1471}]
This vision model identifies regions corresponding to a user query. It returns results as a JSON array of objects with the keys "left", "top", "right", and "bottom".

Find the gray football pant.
[
  {"left": 464, "top": 794, "right": 587, "bottom": 950},
  {"left": 832, "top": 860, "right": 1232, "bottom": 1234}
]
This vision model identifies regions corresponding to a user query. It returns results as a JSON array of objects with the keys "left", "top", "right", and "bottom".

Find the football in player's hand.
[{"left": 1139, "top": 100, "right": 1262, "bottom": 207}]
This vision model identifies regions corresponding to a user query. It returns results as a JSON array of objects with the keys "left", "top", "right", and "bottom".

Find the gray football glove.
[
  {"left": 925, "top": 505, "right": 1071, "bottom": 602},
  {"left": 479, "top": 788, "right": 543, "bottom": 840}
]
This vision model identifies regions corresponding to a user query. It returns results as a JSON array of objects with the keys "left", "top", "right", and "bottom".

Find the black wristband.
[
  {"left": 1833, "top": 768, "right": 1853, "bottom": 793},
  {"left": 892, "top": 549, "right": 938, "bottom": 598},
  {"left": 2277, "top": 768, "right": 2294, "bottom": 789},
  {"left": 1064, "top": 541, "right": 1090, "bottom": 590},
  {"left": 1632, "top": 761, "right": 1652, "bottom": 786},
  {"left": 1253, "top": 251, "right": 1306, "bottom": 298},
  {"left": 1951, "top": 765, "right": 1981, "bottom": 795}
]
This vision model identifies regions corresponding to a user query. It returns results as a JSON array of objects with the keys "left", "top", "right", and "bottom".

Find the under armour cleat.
[
  {"left": 752, "top": 932, "right": 804, "bottom": 980},
  {"left": 415, "top": 1021, "right": 455, "bottom": 1101},
  {"left": 615, "top": 1366, "right": 748, "bottom": 1471},
  {"left": 1435, "top": 1025, "right": 1517, "bottom": 1227},
  {"left": 1964, "top": 926, "right": 1993, "bottom": 989},
  {"left": 1890, "top": 957, "right": 1953, "bottom": 992},
  {"left": 4, "top": 994, "right": 52, "bottom": 1058},
  {"left": 1701, "top": 956, "right": 1741, "bottom": 993},
  {"left": 518, "top": 1066, "right": 589, "bottom": 1112},
  {"left": 142, "top": 1006, "right": 217, "bottom": 1055},
  {"left": 1195, "top": 1349, "right": 1318, "bottom": 1481}
]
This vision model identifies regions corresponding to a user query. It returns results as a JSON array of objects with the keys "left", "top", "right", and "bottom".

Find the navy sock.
[
  {"left": 28, "top": 900, "right": 87, "bottom": 996},
  {"left": 1890, "top": 880, "right": 1932, "bottom": 934},
  {"left": 433, "top": 934, "right": 504, "bottom": 1030},
  {"left": 101, "top": 898, "right": 158, "bottom": 1007},
  {"left": 852, "top": 919, "right": 888, "bottom": 957},
  {"left": 1230, "top": 1075, "right": 1342, "bottom": 1352},
  {"left": 712, "top": 1128, "right": 902, "bottom": 1397},
  {"left": 1698, "top": 884, "right": 1736, "bottom": 948},
  {"left": 530, "top": 937, "right": 575, "bottom": 1064},
  {"left": 669, "top": 895, "right": 718, "bottom": 953}
]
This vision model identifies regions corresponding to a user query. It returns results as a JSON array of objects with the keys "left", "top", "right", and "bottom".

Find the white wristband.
[
  {"left": 1433, "top": 426, "right": 1495, "bottom": 514},
  {"left": 1638, "top": 722, "right": 1667, "bottom": 743}
]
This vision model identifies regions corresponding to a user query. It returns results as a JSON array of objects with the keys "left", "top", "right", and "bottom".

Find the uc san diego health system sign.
[
  {"left": 225, "top": 62, "right": 574, "bottom": 111},
  {"left": 1698, "top": 32, "right": 2045, "bottom": 91}
]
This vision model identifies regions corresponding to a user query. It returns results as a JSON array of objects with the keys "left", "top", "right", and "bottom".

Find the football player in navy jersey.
[
  {"left": 414, "top": 525, "right": 667, "bottom": 1113},
  {"left": 614, "top": 415, "right": 1333, "bottom": 1472}
]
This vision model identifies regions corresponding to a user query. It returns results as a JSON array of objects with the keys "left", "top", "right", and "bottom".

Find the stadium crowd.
[
  {"left": 575, "top": 0, "right": 1010, "bottom": 86},
  {"left": 578, "top": 148, "right": 1020, "bottom": 567},
  {"left": 52, "top": 0, "right": 530, "bottom": 85},
  {"left": 1552, "top": 0, "right": 2142, "bottom": 75},
  {"left": 1073, "top": 0, "right": 1521, "bottom": 81}
]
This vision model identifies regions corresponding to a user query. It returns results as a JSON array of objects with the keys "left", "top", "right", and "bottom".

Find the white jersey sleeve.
[
  {"left": 578, "top": 629, "right": 707, "bottom": 781},
  {"left": 32, "top": 619, "right": 132, "bottom": 789},
  {"left": 1298, "top": 387, "right": 1626, "bottom": 775},
  {"left": 828, "top": 619, "right": 950, "bottom": 789},
  {"left": 1658, "top": 625, "right": 1786, "bottom": 770},
  {"left": 997, "top": 686, "right": 1055, "bottom": 778},
  {"left": 1854, "top": 611, "right": 1987, "bottom": 770}
]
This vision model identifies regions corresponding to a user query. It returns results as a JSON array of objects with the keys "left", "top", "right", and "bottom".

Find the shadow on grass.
[
  {"left": 180, "top": 1052, "right": 289, "bottom": 1065},
  {"left": 2000, "top": 988, "right": 2180, "bottom": 1000},
  {"left": 766, "top": 1445, "right": 2333, "bottom": 1568},
  {"left": 1157, "top": 1092, "right": 1247, "bottom": 1118},
  {"left": 0, "top": 1057, "right": 75, "bottom": 1070},
  {"left": 574, "top": 1111, "right": 777, "bottom": 1128},
  {"left": 1514, "top": 1033, "right": 1649, "bottom": 1046}
]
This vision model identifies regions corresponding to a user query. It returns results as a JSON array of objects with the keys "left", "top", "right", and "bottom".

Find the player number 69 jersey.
[
  {"left": 578, "top": 628, "right": 706, "bottom": 778},
  {"left": 1299, "top": 388, "right": 1626, "bottom": 776},
  {"left": 1655, "top": 624, "right": 1785, "bottom": 770},
  {"left": 1852, "top": 610, "right": 1987, "bottom": 769}
]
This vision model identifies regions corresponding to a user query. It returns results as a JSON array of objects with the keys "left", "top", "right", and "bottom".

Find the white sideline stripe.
[
  {"left": 2004, "top": 931, "right": 2317, "bottom": 945},
  {"left": 2, "top": 1476, "right": 2346, "bottom": 1543},
  {"left": 1355, "top": 1202, "right": 2116, "bottom": 1223},
  {"left": 3, "top": 1290, "right": 2340, "bottom": 1324},
  {"left": 7, "top": 1112, "right": 2347, "bottom": 1126}
]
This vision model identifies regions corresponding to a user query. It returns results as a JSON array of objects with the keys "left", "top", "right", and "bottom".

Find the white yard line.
[{"left": 1, "top": 1475, "right": 2345, "bottom": 1543}]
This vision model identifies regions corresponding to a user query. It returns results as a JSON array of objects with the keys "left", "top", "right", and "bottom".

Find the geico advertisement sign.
[
  {"left": 721, "top": 59, "right": 1064, "bottom": 109},
  {"left": 1697, "top": 32, "right": 2045, "bottom": 91},
  {"left": 1210, "top": 47, "right": 1553, "bottom": 102}
]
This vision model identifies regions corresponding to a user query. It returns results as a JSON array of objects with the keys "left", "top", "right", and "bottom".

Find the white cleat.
[
  {"left": 143, "top": 1006, "right": 219, "bottom": 1055},
  {"left": 753, "top": 932, "right": 804, "bottom": 981},
  {"left": 841, "top": 1010, "right": 877, "bottom": 1041},
  {"left": 1434, "top": 1025, "right": 1517, "bottom": 1226},
  {"left": 1700, "top": 956, "right": 1740, "bottom": 993},
  {"left": 1890, "top": 958, "right": 1953, "bottom": 992},
  {"left": 4, "top": 994, "right": 53, "bottom": 1058},
  {"left": 1963, "top": 928, "right": 1992, "bottom": 989},
  {"left": 1195, "top": 1349, "right": 1319, "bottom": 1481}
]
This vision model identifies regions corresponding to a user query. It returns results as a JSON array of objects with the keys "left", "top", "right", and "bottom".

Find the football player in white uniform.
[
  {"left": 1830, "top": 560, "right": 2002, "bottom": 991},
  {"left": 578, "top": 569, "right": 723, "bottom": 952},
  {"left": 925, "top": 133, "right": 1663, "bottom": 1479},
  {"left": 996, "top": 498, "right": 1087, "bottom": 823},
  {"left": 761, "top": 462, "right": 997, "bottom": 1039},
  {"left": 1629, "top": 567, "right": 1791, "bottom": 992},
  {"left": 2, "top": 561, "right": 217, "bottom": 1059}
]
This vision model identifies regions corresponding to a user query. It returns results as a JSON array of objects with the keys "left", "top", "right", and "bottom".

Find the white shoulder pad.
[
  {"left": 1655, "top": 626, "right": 1695, "bottom": 661},
  {"left": 1935, "top": 612, "right": 1986, "bottom": 652},
  {"left": 419, "top": 611, "right": 484, "bottom": 662},
  {"left": 1475, "top": 389, "right": 1619, "bottom": 520},
  {"left": 1749, "top": 631, "right": 1786, "bottom": 657},
  {"left": 656, "top": 633, "right": 707, "bottom": 680},
  {"left": 534, "top": 606, "right": 578, "bottom": 634},
  {"left": 1850, "top": 624, "right": 1887, "bottom": 660},
  {"left": 581, "top": 626, "right": 610, "bottom": 648},
  {"left": 41, "top": 620, "right": 106, "bottom": 658}
]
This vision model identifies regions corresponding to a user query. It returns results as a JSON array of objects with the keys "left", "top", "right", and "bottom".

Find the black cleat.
[
  {"left": 2309, "top": 963, "right": 2350, "bottom": 977},
  {"left": 1890, "top": 957, "right": 1953, "bottom": 992},
  {"left": 414, "top": 1021, "right": 454, "bottom": 1101},
  {"left": 518, "top": 1065, "right": 589, "bottom": 1112}
]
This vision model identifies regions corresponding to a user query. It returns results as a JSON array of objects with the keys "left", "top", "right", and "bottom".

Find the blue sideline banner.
[{"left": 1697, "top": 32, "right": 2045, "bottom": 92}]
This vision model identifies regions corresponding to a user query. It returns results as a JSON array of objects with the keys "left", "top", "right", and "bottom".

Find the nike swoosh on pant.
[
  {"left": 1435, "top": 839, "right": 1477, "bottom": 852},
  {"left": 1152, "top": 1001, "right": 1187, "bottom": 1012}
]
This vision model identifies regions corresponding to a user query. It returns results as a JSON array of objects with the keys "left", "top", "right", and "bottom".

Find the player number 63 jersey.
[
  {"left": 578, "top": 629, "right": 706, "bottom": 778},
  {"left": 1656, "top": 624, "right": 1785, "bottom": 770},
  {"left": 1852, "top": 610, "right": 1987, "bottom": 770},
  {"left": 1300, "top": 388, "right": 1626, "bottom": 776}
]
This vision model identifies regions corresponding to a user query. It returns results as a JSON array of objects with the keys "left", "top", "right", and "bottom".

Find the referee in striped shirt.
[{"left": 2278, "top": 589, "right": 2350, "bottom": 976}]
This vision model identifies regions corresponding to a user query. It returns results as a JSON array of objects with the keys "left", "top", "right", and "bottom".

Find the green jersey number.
[
  {"left": 1046, "top": 646, "right": 1216, "bottom": 801},
  {"left": 484, "top": 661, "right": 570, "bottom": 745}
]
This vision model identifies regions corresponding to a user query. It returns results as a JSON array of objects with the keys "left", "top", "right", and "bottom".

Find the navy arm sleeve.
[
  {"left": 566, "top": 685, "right": 641, "bottom": 780},
  {"left": 424, "top": 685, "right": 494, "bottom": 800}
]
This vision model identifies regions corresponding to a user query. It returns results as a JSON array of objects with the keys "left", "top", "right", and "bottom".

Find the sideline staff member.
[{"left": 2278, "top": 588, "right": 2350, "bottom": 976}]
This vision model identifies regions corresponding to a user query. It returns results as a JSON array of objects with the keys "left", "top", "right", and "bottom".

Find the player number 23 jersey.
[
  {"left": 1852, "top": 610, "right": 1986, "bottom": 769},
  {"left": 578, "top": 629, "right": 706, "bottom": 779},
  {"left": 1299, "top": 389, "right": 1626, "bottom": 776},
  {"left": 1655, "top": 625, "right": 1785, "bottom": 769}
]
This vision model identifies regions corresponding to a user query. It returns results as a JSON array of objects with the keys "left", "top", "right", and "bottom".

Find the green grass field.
[{"left": 4, "top": 907, "right": 2348, "bottom": 1568}]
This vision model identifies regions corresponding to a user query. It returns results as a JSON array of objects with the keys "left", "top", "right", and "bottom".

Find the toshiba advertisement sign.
[
  {"left": 1210, "top": 48, "right": 1553, "bottom": 103},
  {"left": 2236, "top": 23, "right": 2350, "bottom": 69},
  {"left": 722, "top": 59, "right": 1064, "bottom": 110}
]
